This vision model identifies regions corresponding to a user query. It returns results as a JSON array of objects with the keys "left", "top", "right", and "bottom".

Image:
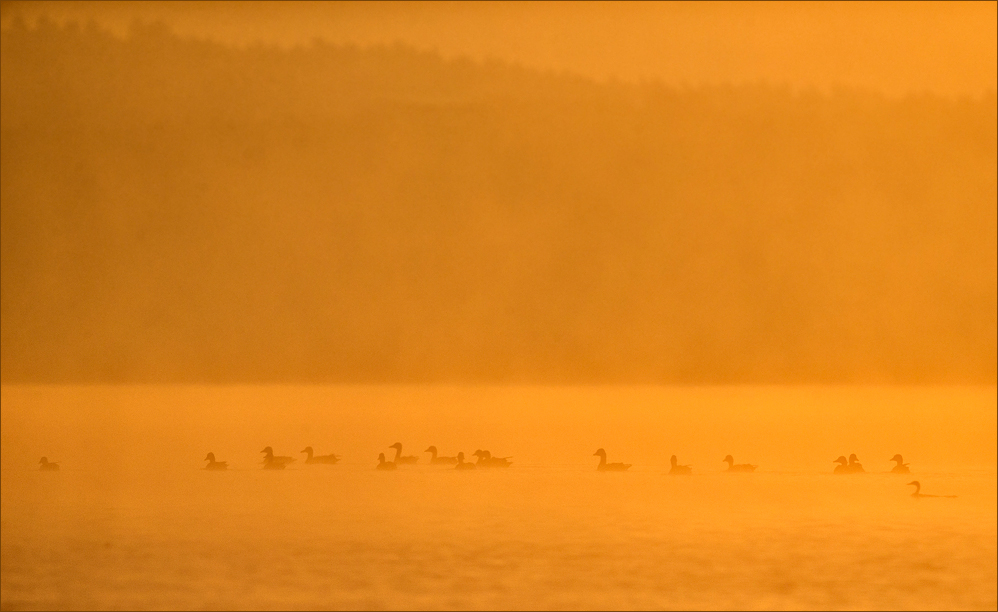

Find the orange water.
[{"left": 2, "top": 385, "right": 995, "bottom": 609}]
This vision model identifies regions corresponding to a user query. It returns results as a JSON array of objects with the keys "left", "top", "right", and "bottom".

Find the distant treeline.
[{"left": 1, "top": 19, "right": 995, "bottom": 383}]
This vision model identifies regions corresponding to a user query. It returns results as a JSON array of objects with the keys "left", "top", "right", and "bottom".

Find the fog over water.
[
  {"left": 1, "top": 3, "right": 996, "bottom": 610},
  {"left": 2, "top": 386, "right": 996, "bottom": 610}
]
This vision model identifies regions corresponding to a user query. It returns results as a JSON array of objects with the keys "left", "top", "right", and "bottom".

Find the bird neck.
[
  {"left": 393, "top": 447, "right": 402, "bottom": 461},
  {"left": 598, "top": 454, "right": 606, "bottom": 468}
]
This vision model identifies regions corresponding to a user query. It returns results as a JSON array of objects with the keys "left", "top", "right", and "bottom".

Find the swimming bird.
[
  {"left": 301, "top": 446, "right": 340, "bottom": 464},
  {"left": 455, "top": 451, "right": 476, "bottom": 470},
  {"left": 833, "top": 456, "right": 850, "bottom": 474},
  {"left": 593, "top": 448, "right": 631, "bottom": 471},
  {"left": 261, "top": 446, "right": 294, "bottom": 470},
  {"left": 473, "top": 449, "right": 512, "bottom": 468},
  {"left": 204, "top": 452, "right": 228, "bottom": 470},
  {"left": 424, "top": 446, "right": 458, "bottom": 465},
  {"left": 389, "top": 443, "right": 418, "bottom": 465},
  {"left": 848, "top": 454, "right": 865, "bottom": 473},
  {"left": 38, "top": 457, "right": 59, "bottom": 471},
  {"left": 376, "top": 452, "right": 397, "bottom": 471},
  {"left": 669, "top": 455, "right": 692, "bottom": 475},
  {"left": 890, "top": 454, "right": 910, "bottom": 474},
  {"left": 723, "top": 455, "right": 757, "bottom": 473},
  {"left": 907, "top": 481, "right": 956, "bottom": 498}
]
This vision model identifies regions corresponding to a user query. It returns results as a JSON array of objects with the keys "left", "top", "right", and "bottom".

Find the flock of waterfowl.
[{"left": 34, "top": 447, "right": 957, "bottom": 497}]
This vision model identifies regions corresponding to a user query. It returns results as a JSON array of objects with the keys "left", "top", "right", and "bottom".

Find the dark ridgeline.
[{"left": 1, "top": 18, "right": 995, "bottom": 386}]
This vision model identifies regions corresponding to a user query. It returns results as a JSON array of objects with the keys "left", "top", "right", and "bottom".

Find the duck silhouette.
[
  {"left": 907, "top": 481, "right": 956, "bottom": 498},
  {"left": 301, "top": 446, "right": 340, "bottom": 465},
  {"left": 425, "top": 446, "right": 458, "bottom": 465},
  {"left": 669, "top": 455, "right": 692, "bottom": 475},
  {"left": 389, "top": 443, "right": 418, "bottom": 465},
  {"left": 833, "top": 456, "right": 850, "bottom": 474},
  {"left": 38, "top": 457, "right": 59, "bottom": 471},
  {"left": 376, "top": 452, "right": 397, "bottom": 471},
  {"left": 204, "top": 452, "right": 228, "bottom": 470},
  {"left": 723, "top": 455, "right": 757, "bottom": 473},
  {"left": 890, "top": 454, "right": 910, "bottom": 474},
  {"left": 593, "top": 448, "right": 631, "bottom": 471},
  {"left": 848, "top": 453, "right": 865, "bottom": 473},
  {"left": 261, "top": 446, "right": 294, "bottom": 470},
  {"left": 473, "top": 449, "right": 512, "bottom": 468},
  {"left": 455, "top": 451, "right": 476, "bottom": 470}
]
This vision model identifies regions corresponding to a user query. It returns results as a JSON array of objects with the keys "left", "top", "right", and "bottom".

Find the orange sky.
[{"left": 2, "top": 1, "right": 996, "bottom": 97}]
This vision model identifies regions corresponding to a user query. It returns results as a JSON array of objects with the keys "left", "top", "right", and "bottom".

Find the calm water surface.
[{"left": 2, "top": 386, "right": 996, "bottom": 610}]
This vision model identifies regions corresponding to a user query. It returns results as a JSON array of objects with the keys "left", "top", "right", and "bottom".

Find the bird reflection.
[{"left": 38, "top": 457, "right": 60, "bottom": 471}]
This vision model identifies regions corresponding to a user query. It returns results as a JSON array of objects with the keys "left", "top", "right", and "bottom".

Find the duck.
[
  {"left": 301, "top": 446, "right": 340, "bottom": 464},
  {"left": 847, "top": 453, "right": 865, "bottom": 473},
  {"left": 833, "top": 456, "right": 850, "bottom": 474},
  {"left": 424, "top": 446, "right": 458, "bottom": 465},
  {"left": 593, "top": 448, "right": 631, "bottom": 471},
  {"left": 722, "top": 455, "right": 757, "bottom": 473},
  {"left": 473, "top": 449, "right": 512, "bottom": 468},
  {"left": 261, "top": 446, "right": 294, "bottom": 470},
  {"left": 890, "top": 454, "right": 910, "bottom": 474},
  {"left": 38, "top": 457, "right": 60, "bottom": 471},
  {"left": 203, "top": 452, "right": 228, "bottom": 470},
  {"left": 907, "top": 481, "right": 956, "bottom": 498},
  {"left": 389, "top": 443, "right": 418, "bottom": 465},
  {"left": 669, "top": 455, "right": 692, "bottom": 475},
  {"left": 455, "top": 451, "right": 476, "bottom": 470},
  {"left": 376, "top": 452, "right": 397, "bottom": 470}
]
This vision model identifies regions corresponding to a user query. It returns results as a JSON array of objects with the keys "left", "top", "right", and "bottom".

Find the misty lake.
[{"left": 1, "top": 385, "right": 995, "bottom": 610}]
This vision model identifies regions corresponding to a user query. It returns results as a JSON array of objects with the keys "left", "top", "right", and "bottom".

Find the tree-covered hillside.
[{"left": 2, "top": 19, "right": 995, "bottom": 383}]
